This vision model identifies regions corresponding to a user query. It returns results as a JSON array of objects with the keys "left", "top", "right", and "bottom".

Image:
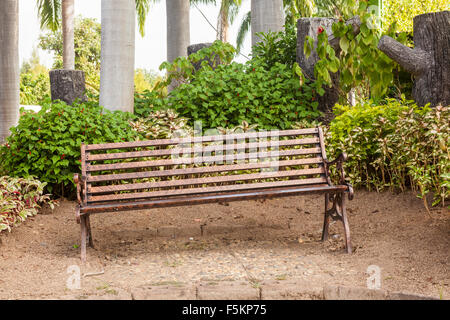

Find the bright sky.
[{"left": 19, "top": 0, "right": 252, "bottom": 74}]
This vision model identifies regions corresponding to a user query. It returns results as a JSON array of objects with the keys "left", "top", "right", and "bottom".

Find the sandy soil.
[{"left": 0, "top": 190, "right": 448, "bottom": 299}]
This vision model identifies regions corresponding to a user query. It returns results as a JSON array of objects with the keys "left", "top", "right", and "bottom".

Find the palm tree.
[
  {"left": 165, "top": 0, "right": 218, "bottom": 63},
  {"left": 251, "top": 0, "right": 284, "bottom": 47},
  {"left": 37, "top": 0, "right": 74, "bottom": 69},
  {"left": 216, "top": 0, "right": 241, "bottom": 43},
  {"left": 37, "top": 0, "right": 151, "bottom": 70},
  {"left": 62, "top": 0, "right": 75, "bottom": 69},
  {"left": 0, "top": 0, "right": 19, "bottom": 142},
  {"left": 99, "top": 0, "right": 136, "bottom": 113},
  {"left": 166, "top": 0, "right": 191, "bottom": 64},
  {"left": 236, "top": 0, "right": 286, "bottom": 51}
]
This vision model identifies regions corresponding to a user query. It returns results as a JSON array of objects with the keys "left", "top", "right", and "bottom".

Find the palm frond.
[
  {"left": 236, "top": 10, "right": 250, "bottom": 53},
  {"left": 135, "top": 0, "right": 153, "bottom": 37},
  {"left": 36, "top": 0, "right": 61, "bottom": 31}
]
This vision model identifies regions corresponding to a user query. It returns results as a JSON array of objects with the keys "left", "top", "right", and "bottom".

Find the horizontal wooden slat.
[
  {"left": 86, "top": 148, "right": 321, "bottom": 175},
  {"left": 87, "top": 158, "right": 323, "bottom": 183},
  {"left": 85, "top": 128, "right": 319, "bottom": 151},
  {"left": 88, "top": 177, "right": 328, "bottom": 202},
  {"left": 86, "top": 137, "right": 320, "bottom": 162},
  {"left": 88, "top": 167, "right": 324, "bottom": 194},
  {"left": 80, "top": 185, "right": 347, "bottom": 214},
  {"left": 87, "top": 154, "right": 323, "bottom": 183}
]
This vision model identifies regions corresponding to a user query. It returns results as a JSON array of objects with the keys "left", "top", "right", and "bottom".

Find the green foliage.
[
  {"left": 39, "top": 16, "right": 101, "bottom": 94},
  {"left": 169, "top": 60, "right": 320, "bottom": 130},
  {"left": 252, "top": 23, "right": 298, "bottom": 68},
  {"left": 36, "top": 0, "right": 61, "bottom": 32},
  {"left": 134, "top": 90, "right": 167, "bottom": 118},
  {"left": 130, "top": 109, "right": 192, "bottom": 140},
  {"left": 20, "top": 48, "right": 51, "bottom": 105},
  {"left": 0, "top": 100, "right": 139, "bottom": 195},
  {"left": 326, "top": 101, "right": 449, "bottom": 208},
  {"left": 304, "top": 1, "right": 410, "bottom": 101},
  {"left": 0, "top": 176, "right": 57, "bottom": 232},
  {"left": 160, "top": 40, "right": 237, "bottom": 87},
  {"left": 152, "top": 40, "right": 321, "bottom": 130},
  {"left": 20, "top": 73, "right": 50, "bottom": 105},
  {"left": 134, "top": 68, "right": 167, "bottom": 95},
  {"left": 381, "top": 0, "right": 449, "bottom": 32}
]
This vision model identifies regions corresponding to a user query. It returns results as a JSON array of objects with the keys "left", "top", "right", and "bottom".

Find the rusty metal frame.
[{"left": 321, "top": 151, "right": 353, "bottom": 253}]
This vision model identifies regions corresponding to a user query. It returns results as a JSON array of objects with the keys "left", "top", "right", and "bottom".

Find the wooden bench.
[{"left": 74, "top": 127, "right": 354, "bottom": 262}]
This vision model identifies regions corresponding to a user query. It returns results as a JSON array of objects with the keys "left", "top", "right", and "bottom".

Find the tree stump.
[
  {"left": 49, "top": 69, "right": 86, "bottom": 105},
  {"left": 187, "top": 43, "right": 214, "bottom": 71},
  {"left": 296, "top": 17, "right": 361, "bottom": 113},
  {"left": 378, "top": 11, "right": 450, "bottom": 107},
  {"left": 187, "top": 42, "right": 225, "bottom": 73}
]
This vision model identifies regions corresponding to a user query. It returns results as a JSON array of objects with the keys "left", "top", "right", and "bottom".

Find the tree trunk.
[
  {"left": 251, "top": 0, "right": 284, "bottom": 47},
  {"left": 378, "top": 11, "right": 450, "bottom": 107},
  {"left": 188, "top": 43, "right": 223, "bottom": 72},
  {"left": 166, "top": 0, "right": 190, "bottom": 92},
  {"left": 50, "top": 70, "right": 86, "bottom": 105},
  {"left": 62, "top": 0, "right": 75, "bottom": 70},
  {"left": 166, "top": 0, "right": 190, "bottom": 63},
  {"left": 0, "top": 0, "right": 19, "bottom": 142},
  {"left": 297, "top": 18, "right": 339, "bottom": 113},
  {"left": 296, "top": 17, "right": 362, "bottom": 113},
  {"left": 100, "top": 0, "right": 135, "bottom": 113},
  {"left": 217, "top": 1, "right": 229, "bottom": 42}
]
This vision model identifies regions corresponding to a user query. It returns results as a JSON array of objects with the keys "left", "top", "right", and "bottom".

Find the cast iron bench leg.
[
  {"left": 86, "top": 215, "right": 94, "bottom": 248},
  {"left": 321, "top": 193, "right": 330, "bottom": 241},
  {"left": 341, "top": 195, "right": 353, "bottom": 254},
  {"left": 321, "top": 192, "right": 352, "bottom": 253},
  {"left": 80, "top": 215, "right": 87, "bottom": 264}
]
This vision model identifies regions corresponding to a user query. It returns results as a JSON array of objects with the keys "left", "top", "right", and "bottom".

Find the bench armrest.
[
  {"left": 325, "top": 152, "right": 354, "bottom": 200},
  {"left": 74, "top": 173, "right": 82, "bottom": 204}
]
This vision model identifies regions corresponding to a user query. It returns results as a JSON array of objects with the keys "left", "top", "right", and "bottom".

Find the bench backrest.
[{"left": 80, "top": 127, "right": 329, "bottom": 205}]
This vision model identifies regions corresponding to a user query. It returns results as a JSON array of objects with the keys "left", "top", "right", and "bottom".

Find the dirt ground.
[{"left": 0, "top": 190, "right": 448, "bottom": 300}]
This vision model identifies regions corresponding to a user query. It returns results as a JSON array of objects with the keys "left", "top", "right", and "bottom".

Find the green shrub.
[
  {"left": 0, "top": 176, "right": 56, "bottom": 232},
  {"left": 169, "top": 60, "right": 320, "bottom": 130},
  {"left": 130, "top": 108, "right": 192, "bottom": 139},
  {"left": 252, "top": 23, "right": 298, "bottom": 69},
  {"left": 147, "top": 41, "right": 321, "bottom": 131},
  {"left": 0, "top": 99, "right": 139, "bottom": 195},
  {"left": 134, "top": 90, "right": 167, "bottom": 118},
  {"left": 326, "top": 100, "right": 449, "bottom": 208}
]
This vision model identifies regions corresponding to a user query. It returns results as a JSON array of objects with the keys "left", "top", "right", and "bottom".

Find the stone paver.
[
  {"left": 131, "top": 284, "right": 196, "bottom": 300},
  {"left": 197, "top": 281, "right": 260, "bottom": 300},
  {"left": 260, "top": 280, "right": 323, "bottom": 300},
  {"left": 323, "top": 285, "right": 387, "bottom": 300}
]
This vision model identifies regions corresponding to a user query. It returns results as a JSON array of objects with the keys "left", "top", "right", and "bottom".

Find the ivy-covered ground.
[{"left": 0, "top": 191, "right": 448, "bottom": 299}]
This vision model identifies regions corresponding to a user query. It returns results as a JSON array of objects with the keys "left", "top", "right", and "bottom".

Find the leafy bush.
[
  {"left": 134, "top": 90, "right": 167, "bottom": 118},
  {"left": 302, "top": 2, "right": 413, "bottom": 103},
  {"left": 0, "top": 99, "right": 139, "bottom": 195},
  {"left": 151, "top": 41, "right": 321, "bottom": 131},
  {"left": 0, "top": 176, "right": 57, "bottom": 232},
  {"left": 169, "top": 60, "right": 320, "bottom": 130},
  {"left": 252, "top": 23, "right": 298, "bottom": 68},
  {"left": 326, "top": 100, "right": 449, "bottom": 209},
  {"left": 130, "top": 108, "right": 192, "bottom": 139}
]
